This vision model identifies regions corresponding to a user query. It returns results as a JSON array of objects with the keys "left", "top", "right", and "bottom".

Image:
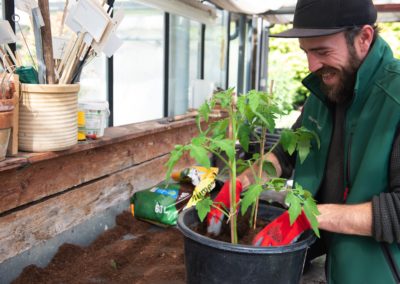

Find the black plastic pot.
[{"left": 177, "top": 204, "right": 316, "bottom": 284}]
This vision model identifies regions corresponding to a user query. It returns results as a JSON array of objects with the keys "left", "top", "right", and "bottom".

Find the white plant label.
[{"left": 0, "top": 21, "right": 17, "bottom": 44}]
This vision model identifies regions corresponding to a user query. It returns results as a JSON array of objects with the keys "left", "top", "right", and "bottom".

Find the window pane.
[
  {"left": 13, "top": 7, "right": 35, "bottom": 69},
  {"left": 244, "top": 20, "right": 253, "bottom": 93},
  {"left": 114, "top": 1, "right": 164, "bottom": 125},
  {"left": 228, "top": 20, "right": 239, "bottom": 90},
  {"left": 50, "top": 0, "right": 106, "bottom": 101},
  {"left": 168, "top": 15, "right": 201, "bottom": 116},
  {"left": 204, "top": 10, "right": 228, "bottom": 89}
]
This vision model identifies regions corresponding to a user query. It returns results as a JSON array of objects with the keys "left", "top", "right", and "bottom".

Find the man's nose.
[{"left": 307, "top": 54, "right": 323, "bottom": 73}]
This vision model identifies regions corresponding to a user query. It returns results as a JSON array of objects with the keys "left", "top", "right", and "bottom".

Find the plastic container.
[
  {"left": 78, "top": 100, "right": 109, "bottom": 139},
  {"left": 178, "top": 203, "right": 316, "bottom": 284},
  {"left": 77, "top": 109, "right": 86, "bottom": 141},
  {"left": 19, "top": 84, "right": 80, "bottom": 152}
]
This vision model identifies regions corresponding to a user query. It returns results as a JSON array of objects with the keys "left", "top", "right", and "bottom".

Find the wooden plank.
[
  {"left": 0, "top": 116, "right": 219, "bottom": 172},
  {"left": 0, "top": 125, "right": 198, "bottom": 214},
  {"left": 375, "top": 4, "right": 400, "bottom": 12},
  {"left": 38, "top": 0, "right": 56, "bottom": 84},
  {"left": 7, "top": 74, "right": 19, "bottom": 156},
  {"left": 0, "top": 154, "right": 193, "bottom": 264}
]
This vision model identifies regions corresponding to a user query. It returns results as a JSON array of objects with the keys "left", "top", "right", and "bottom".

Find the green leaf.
[
  {"left": 236, "top": 158, "right": 250, "bottom": 174},
  {"left": 248, "top": 90, "right": 260, "bottom": 112},
  {"left": 266, "top": 115, "right": 276, "bottom": 133},
  {"left": 236, "top": 95, "right": 247, "bottom": 116},
  {"left": 195, "top": 115, "right": 202, "bottom": 132},
  {"left": 191, "top": 135, "right": 206, "bottom": 146},
  {"left": 196, "top": 197, "right": 213, "bottom": 221},
  {"left": 293, "top": 182, "right": 305, "bottom": 198},
  {"left": 241, "top": 184, "right": 263, "bottom": 215},
  {"left": 198, "top": 102, "right": 210, "bottom": 122},
  {"left": 268, "top": 178, "right": 287, "bottom": 191},
  {"left": 165, "top": 145, "right": 184, "bottom": 179},
  {"left": 262, "top": 160, "right": 277, "bottom": 177},
  {"left": 303, "top": 190, "right": 312, "bottom": 199},
  {"left": 297, "top": 127, "right": 320, "bottom": 147},
  {"left": 211, "top": 119, "right": 229, "bottom": 138},
  {"left": 304, "top": 194, "right": 319, "bottom": 214},
  {"left": 189, "top": 144, "right": 210, "bottom": 168},
  {"left": 214, "top": 89, "right": 233, "bottom": 108},
  {"left": 238, "top": 123, "right": 251, "bottom": 152},
  {"left": 303, "top": 198, "right": 320, "bottom": 237},
  {"left": 213, "top": 139, "right": 235, "bottom": 161},
  {"left": 285, "top": 191, "right": 302, "bottom": 224},
  {"left": 253, "top": 109, "right": 271, "bottom": 129},
  {"left": 269, "top": 103, "right": 285, "bottom": 116},
  {"left": 280, "top": 129, "right": 297, "bottom": 155},
  {"left": 312, "top": 131, "right": 321, "bottom": 149},
  {"left": 297, "top": 136, "right": 311, "bottom": 163}
]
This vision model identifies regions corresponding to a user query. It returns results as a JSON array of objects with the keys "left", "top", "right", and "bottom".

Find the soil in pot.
[
  {"left": 178, "top": 204, "right": 316, "bottom": 284},
  {"left": 192, "top": 209, "right": 272, "bottom": 245}
]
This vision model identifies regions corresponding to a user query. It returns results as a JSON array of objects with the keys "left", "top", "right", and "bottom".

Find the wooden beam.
[
  {"left": 0, "top": 125, "right": 198, "bottom": 214},
  {"left": 0, "top": 117, "right": 210, "bottom": 172},
  {"left": 0, "top": 154, "right": 193, "bottom": 264}
]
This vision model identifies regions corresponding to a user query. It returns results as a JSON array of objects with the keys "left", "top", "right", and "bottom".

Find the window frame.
[{"left": 4, "top": 1, "right": 261, "bottom": 127}]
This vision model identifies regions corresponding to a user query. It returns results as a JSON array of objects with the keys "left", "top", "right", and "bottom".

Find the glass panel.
[
  {"left": 13, "top": 6, "right": 35, "bottom": 70},
  {"left": 228, "top": 20, "right": 239, "bottom": 90},
  {"left": 113, "top": 1, "right": 164, "bottom": 125},
  {"left": 204, "top": 10, "right": 228, "bottom": 90},
  {"left": 244, "top": 19, "right": 254, "bottom": 93},
  {"left": 168, "top": 15, "right": 201, "bottom": 116},
  {"left": 14, "top": 1, "right": 106, "bottom": 100},
  {"left": 52, "top": 0, "right": 107, "bottom": 100}
]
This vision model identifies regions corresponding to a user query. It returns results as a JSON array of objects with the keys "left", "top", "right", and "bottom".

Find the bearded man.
[{"left": 240, "top": 0, "right": 400, "bottom": 283}]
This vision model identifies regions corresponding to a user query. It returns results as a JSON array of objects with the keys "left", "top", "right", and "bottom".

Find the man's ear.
[{"left": 357, "top": 25, "right": 375, "bottom": 55}]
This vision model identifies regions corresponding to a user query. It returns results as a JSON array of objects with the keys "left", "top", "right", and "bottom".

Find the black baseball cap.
[{"left": 271, "top": 0, "right": 377, "bottom": 38}]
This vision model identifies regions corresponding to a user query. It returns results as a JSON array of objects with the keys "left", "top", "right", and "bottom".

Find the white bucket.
[{"left": 78, "top": 100, "right": 110, "bottom": 139}]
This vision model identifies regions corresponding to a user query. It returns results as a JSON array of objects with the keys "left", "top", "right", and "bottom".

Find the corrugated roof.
[{"left": 207, "top": 0, "right": 400, "bottom": 23}]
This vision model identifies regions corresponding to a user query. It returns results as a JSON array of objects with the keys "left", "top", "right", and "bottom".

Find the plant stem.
[
  {"left": 211, "top": 203, "right": 231, "bottom": 219},
  {"left": 229, "top": 94, "right": 238, "bottom": 244},
  {"left": 204, "top": 144, "right": 230, "bottom": 169},
  {"left": 252, "top": 127, "right": 267, "bottom": 229}
]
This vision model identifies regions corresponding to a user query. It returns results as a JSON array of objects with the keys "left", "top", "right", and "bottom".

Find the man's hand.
[
  {"left": 252, "top": 211, "right": 310, "bottom": 246},
  {"left": 206, "top": 180, "right": 243, "bottom": 236}
]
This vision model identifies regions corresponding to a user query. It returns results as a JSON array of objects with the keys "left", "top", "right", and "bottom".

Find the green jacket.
[{"left": 294, "top": 36, "right": 400, "bottom": 284}]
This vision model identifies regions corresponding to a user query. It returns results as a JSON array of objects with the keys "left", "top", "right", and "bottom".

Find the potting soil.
[
  {"left": 12, "top": 211, "right": 326, "bottom": 284},
  {"left": 12, "top": 211, "right": 185, "bottom": 284}
]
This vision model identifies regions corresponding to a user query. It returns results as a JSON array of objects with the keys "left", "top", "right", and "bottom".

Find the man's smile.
[{"left": 321, "top": 71, "right": 337, "bottom": 85}]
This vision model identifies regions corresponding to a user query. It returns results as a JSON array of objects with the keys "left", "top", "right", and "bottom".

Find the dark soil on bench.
[{"left": 13, "top": 211, "right": 186, "bottom": 284}]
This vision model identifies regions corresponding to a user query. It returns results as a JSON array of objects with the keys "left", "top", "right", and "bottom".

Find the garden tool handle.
[{"left": 206, "top": 180, "right": 243, "bottom": 236}]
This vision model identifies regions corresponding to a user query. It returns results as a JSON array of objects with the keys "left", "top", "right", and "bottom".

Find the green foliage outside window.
[{"left": 268, "top": 23, "right": 400, "bottom": 110}]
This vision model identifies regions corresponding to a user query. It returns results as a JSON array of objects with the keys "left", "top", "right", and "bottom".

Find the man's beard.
[{"left": 317, "top": 50, "right": 362, "bottom": 104}]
